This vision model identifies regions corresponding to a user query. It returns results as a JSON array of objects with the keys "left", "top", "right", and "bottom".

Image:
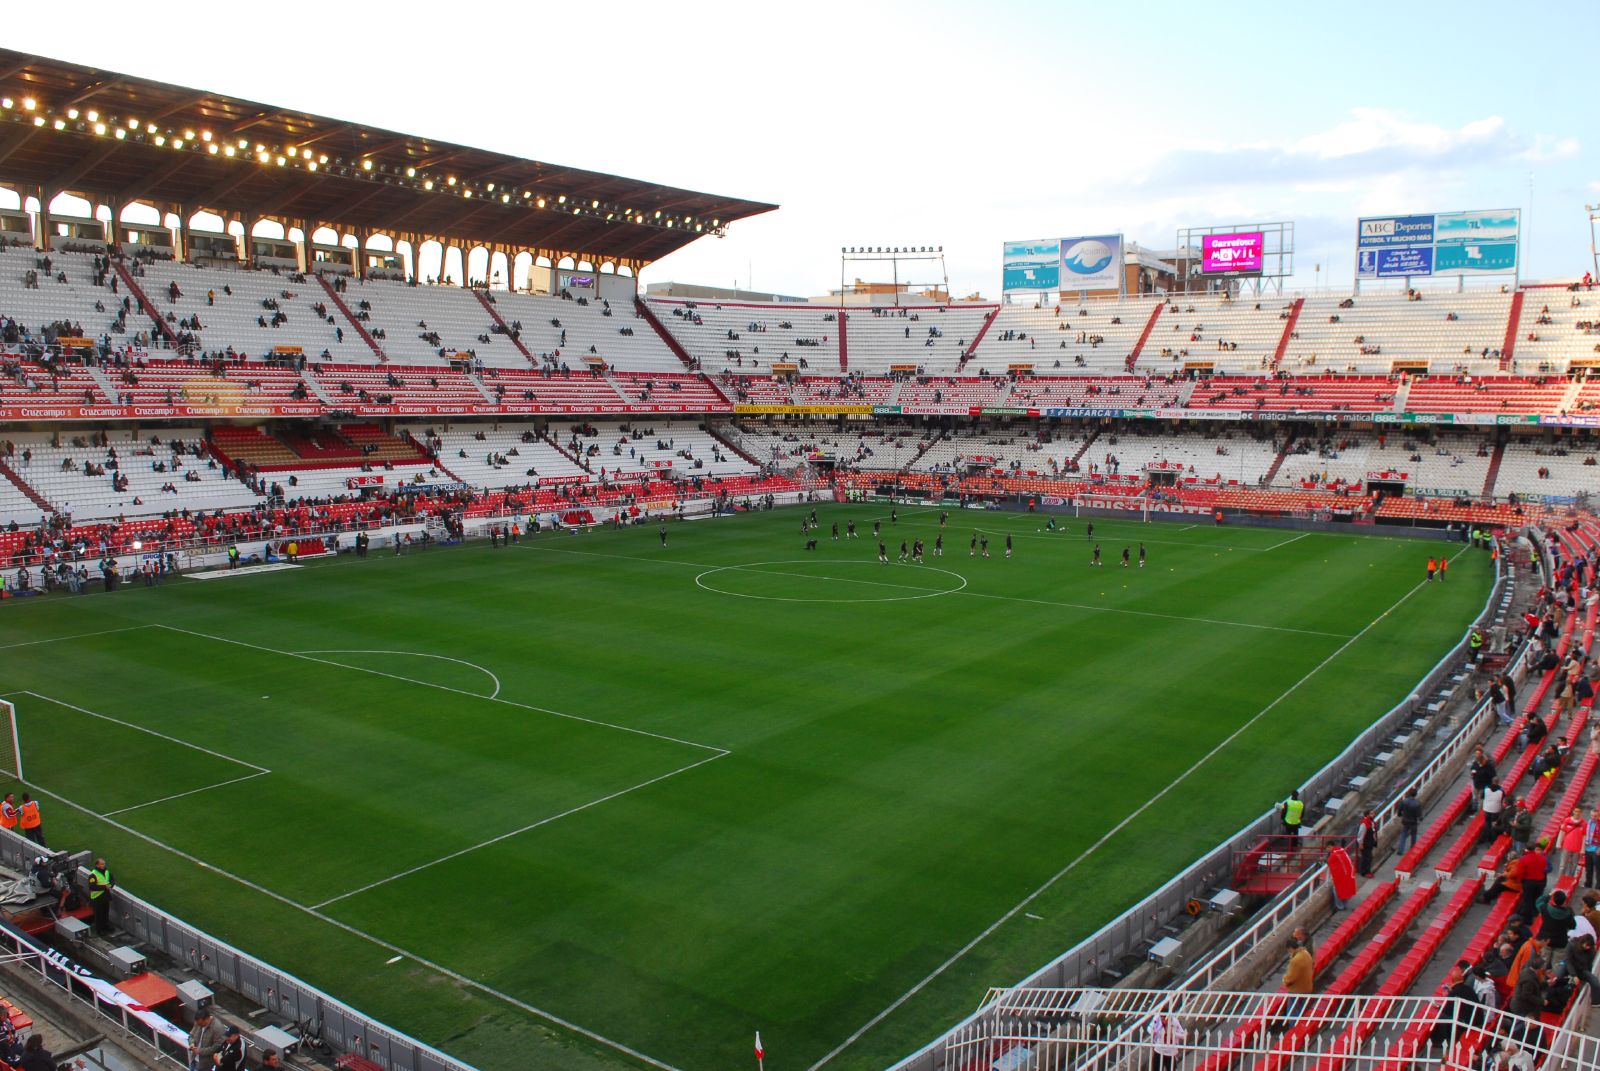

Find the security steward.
[{"left": 87, "top": 857, "right": 115, "bottom": 935}]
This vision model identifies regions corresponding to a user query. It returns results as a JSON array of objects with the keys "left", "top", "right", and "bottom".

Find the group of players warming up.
[{"left": 792, "top": 508, "right": 1148, "bottom": 568}]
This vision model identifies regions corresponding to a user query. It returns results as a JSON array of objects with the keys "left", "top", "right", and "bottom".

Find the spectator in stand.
[
  {"left": 1354, "top": 809, "right": 1377, "bottom": 877},
  {"left": 1516, "top": 838, "right": 1551, "bottom": 921},
  {"left": 1429, "top": 959, "right": 1484, "bottom": 1045},
  {"left": 188, "top": 1009, "right": 224, "bottom": 1069},
  {"left": 1507, "top": 956, "right": 1550, "bottom": 1046},
  {"left": 1479, "top": 780, "right": 1506, "bottom": 846},
  {"left": 1279, "top": 936, "right": 1314, "bottom": 1025},
  {"left": 217, "top": 1024, "right": 246, "bottom": 1071},
  {"left": 1396, "top": 788, "right": 1422, "bottom": 853},
  {"left": 1469, "top": 747, "right": 1496, "bottom": 810},
  {"left": 14, "top": 1034, "right": 56, "bottom": 1071},
  {"left": 1539, "top": 890, "right": 1576, "bottom": 950},
  {"left": 1560, "top": 928, "right": 1600, "bottom": 1006}
]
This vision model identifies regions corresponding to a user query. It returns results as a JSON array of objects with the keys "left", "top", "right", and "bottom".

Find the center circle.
[{"left": 693, "top": 560, "right": 968, "bottom": 604}]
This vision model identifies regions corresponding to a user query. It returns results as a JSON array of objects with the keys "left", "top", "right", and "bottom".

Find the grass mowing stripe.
[
  {"left": 0, "top": 623, "right": 157, "bottom": 650},
  {"left": 804, "top": 541, "right": 1470, "bottom": 1071},
  {"left": 153, "top": 624, "right": 728, "bottom": 754},
  {"left": 522, "top": 542, "right": 1351, "bottom": 637},
  {"left": 312, "top": 749, "right": 729, "bottom": 908},
  {"left": 15, "top": 690, "right": 270, "bottom": 773},
  {"left": 15, "top": 776, "right": 691, "bottom": 1071},
  {"left": 101, "top": 769, "right": 271, "bottom": 817}
]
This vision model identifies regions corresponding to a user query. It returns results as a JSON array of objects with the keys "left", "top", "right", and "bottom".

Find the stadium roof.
[{"left": 0, "top": 50, "right": 777, "bottom": 267}]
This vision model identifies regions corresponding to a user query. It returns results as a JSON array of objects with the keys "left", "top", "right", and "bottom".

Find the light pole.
[{"left": 1586, "top": 204, "right": 1600, "bottom": 284}]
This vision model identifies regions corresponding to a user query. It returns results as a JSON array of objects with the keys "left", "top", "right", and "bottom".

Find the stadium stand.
[
  {"left": 0, "top": 248, "right": 125, "bottom": 340},
  {"left": 1512, "top": 287, "right": 1600, "bottom": 373},
  {"left": 131, "top": 258, "right": 375, "bottom": 362},
  {"left": 647, "top": 299, "right": 842, "bottom": 375},
  {"left": 1285, "top": 290, "right": 1514, "bottom": 375},
  {"left": 493, "top": 291, "right": 690, "bottom": 373},
  {"left": 973, "top": 295, "right": 1161, "bottom": 374},
  {"left": 842, "top": 304, "right": 994, "bottom": 375}
]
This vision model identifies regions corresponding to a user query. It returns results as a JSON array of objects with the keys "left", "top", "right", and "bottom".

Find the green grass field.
[{"left": 0, "top": 504, "right": 1491, "bottom": 1071}]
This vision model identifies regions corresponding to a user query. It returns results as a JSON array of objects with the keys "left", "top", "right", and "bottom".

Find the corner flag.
[{"left": 755, "top": 1031, "right": 765, "bottom": 1067}]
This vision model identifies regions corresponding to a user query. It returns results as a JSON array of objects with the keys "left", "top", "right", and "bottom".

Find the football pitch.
[{"left": 0, "top": 504, "right": 1492, "bottom": 1071}]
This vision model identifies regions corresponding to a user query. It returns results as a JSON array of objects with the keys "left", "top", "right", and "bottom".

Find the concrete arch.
[
  {"left": 488, "top": 250, "right": 509, "bottom": 289},
  {"left": 599, "top": 261, "right": 616, "bottom": 275},
  {"left": 513, "top": 250, "right": 533, "bottom": 291},
  {"left": 415, "top": 239, "right": 444, "bottom": 283},
  {"left": 557, "top": 256, "right": 576, "bottom": 270},
  {"left": 47, "top": 192, "right": 94, "bottom": 217},
  {"left": 118, "top": 202, "right": 162, "bottom": 225},
  {"left": 251, "top": 219, "right": 286, "bottom": 240},
  {"left": 466, "top": 246, "right": 489, "bottom": 286},
  {"left": 442, "top": 245, "right": 465, "bottom": 285},
  {"left": 188, "top": 210, "right": 226, "bottom": 233},
  {"left": 311, "top": 225, "right": 340, "bottom": 246},
  {"left": 0, "top": 188, "right": 20, "bottom": 211}
]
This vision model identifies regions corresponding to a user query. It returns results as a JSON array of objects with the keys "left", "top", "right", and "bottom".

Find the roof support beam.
[
  {"left": 115, "top": 153, "right": 196, "bottom": 203},
  {"left": 47, "top": 142, "right": 125, "bottom": 196},
  {"left": 0, "top": 127, "right": 38, "bottom": 169}
]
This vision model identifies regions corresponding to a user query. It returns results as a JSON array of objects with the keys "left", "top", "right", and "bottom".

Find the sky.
[{"left": 9, "top": 0, "right": 1596, "bottom": 299}]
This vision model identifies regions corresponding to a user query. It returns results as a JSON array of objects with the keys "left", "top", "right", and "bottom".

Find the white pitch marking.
[
  {"left": 152, "top": 625, "right": 726, "bottom": 755},
  {"left": 1264, "top": 532, "right": 1312, "bottom": 552},
  {"left": 312, "top": 750, "right": 728, "bottom": 908},
  {"left": 19, "top": 691, "right": 270, "bottom": 773},
  {"left": 101, "top": 770, "right": 270, "bottom": 817},
  {"left": 803, "top": 544, "right": 1470, "bottom": 1071},
  {"left": 296, "top": 649, "right": 503, "bottom": 700},
  {"left": 0, "top": 624, "right": 156, "bottom": 651},
  {"left": 693, "top": 560, "right": 967, "bottom": 604},
  {"left": 521, "top": 544, "right": 1350, "bottom": 637},
  {"left": 19, "top": 782, "right": 690, "bottom": 1071}
]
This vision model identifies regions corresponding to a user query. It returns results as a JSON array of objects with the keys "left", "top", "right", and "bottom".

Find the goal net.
[
  {"left": 1073, "top": 493, "right": 1150, "bottom": 522},
  {"left": 0, "top": 700, "right": 21, "bottom": 782}
]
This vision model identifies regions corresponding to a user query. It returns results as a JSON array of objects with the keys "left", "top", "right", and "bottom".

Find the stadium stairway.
[
  {"left": 958, "top": 307, "right": 1000, "bottom": 371},
  {"left": 0, "top": 458, "right": 51, "bottom": 512},
  {"left": 316, "top": 273, "right": 386, "bottom": 359},
  {"left": 112, "top": 259, "right": 178, "bottom": 344},
  {"left": 539, "top": 430, "right": 591, "bottom": 473},
  {"left": 705, "top": 426, "right": 763, "bottom": 468},
  {"left": 1480, "top": 436, "right": 1506, "bottom": 498},
  {"left": 1259, "top": 431, "right": 1296, "bottom": 487},
  {"left": 473, "top": 290, "right": 537, "bottom": 366},
  {"left": 1501, "top": 289, "right": 1526, "bottom": 368},
  {"left": 82, "top": 364, "right": 118, "bottom": 404},
  {"left": 633, "top": 297, "right": 705, "bottom": 373},
  {"left": 837, "top": 307, "right": 849, "bottom": 371},
  {"left": 1272, "top": 298, "right": 1306, "bottom": 367},
  {"left": 1129, "top": 302, "right": 1164, "bottom": 367}
]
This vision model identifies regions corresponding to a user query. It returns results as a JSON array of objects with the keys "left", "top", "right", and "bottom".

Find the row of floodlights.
[
  {"left": 842, "top": 246, "right": 943, "bottom": 254},
  {"left": 0, "top": 95, "right": 721, "bottom": 234}
]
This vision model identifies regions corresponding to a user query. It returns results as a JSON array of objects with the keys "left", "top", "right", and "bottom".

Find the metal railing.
[{"left": 941, "top": 987, "right": 1598, "bottom": 1071}]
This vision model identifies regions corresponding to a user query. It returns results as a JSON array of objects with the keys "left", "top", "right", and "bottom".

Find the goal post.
[
  {"left": 1072, "top": 494, "right": 1150, "bottom": 522},
  {"left": 0, "top": 699, "right": 20, "bottom": 783}
]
